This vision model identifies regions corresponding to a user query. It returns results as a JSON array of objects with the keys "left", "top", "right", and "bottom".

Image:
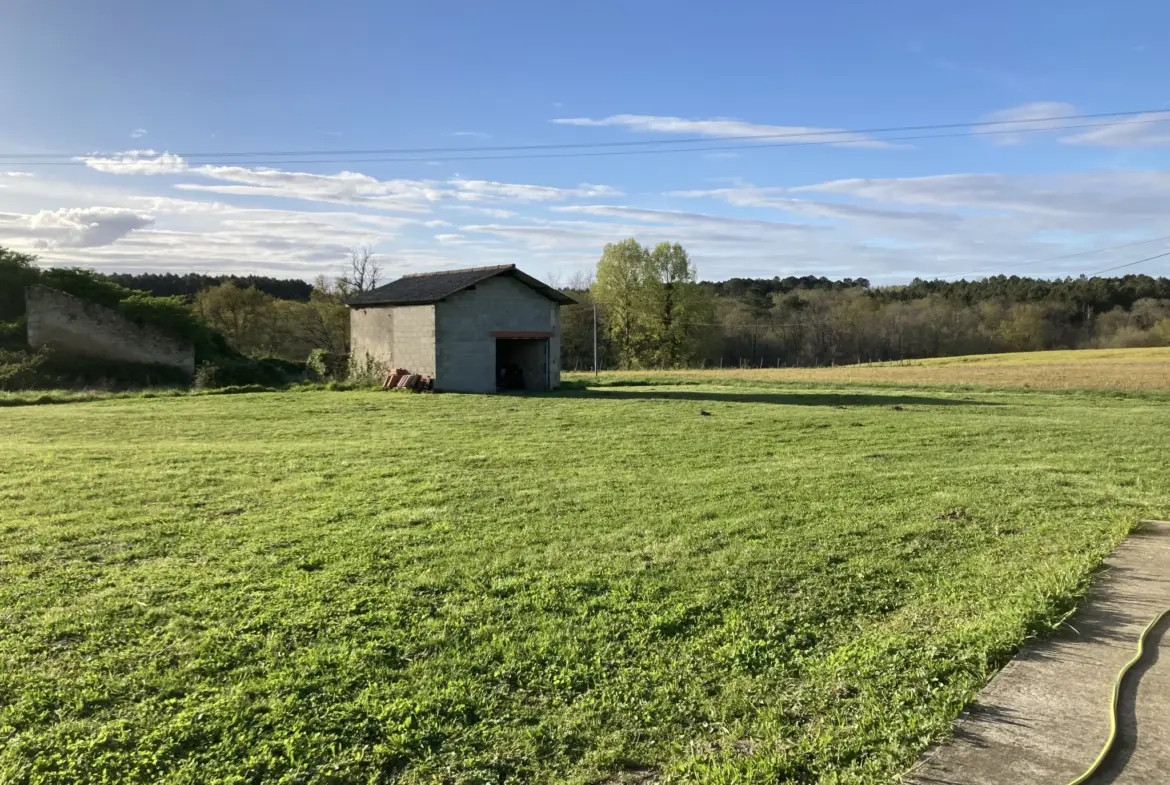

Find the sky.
[{"left": 2, "top": 0, "right": 1170, "bottom": 285}]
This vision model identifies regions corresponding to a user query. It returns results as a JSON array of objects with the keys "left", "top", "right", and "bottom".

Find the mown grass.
[
  {"left": 567, "top": 346, "right": 1170, "bottom": 392},
  {"left": 2, "top": 384, "right": 1168, "bottom": 784}
]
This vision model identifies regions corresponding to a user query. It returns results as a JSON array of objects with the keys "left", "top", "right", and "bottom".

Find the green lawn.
[{"left": 2, "top": 385, "right": 1168, "bottom": 784}]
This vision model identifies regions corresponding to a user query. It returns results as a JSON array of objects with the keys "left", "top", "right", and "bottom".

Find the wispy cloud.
[
  {"left": 979, "top": 102, "right": 1170, "bottom": 147},
  {"left": 77, "top": 149, "right": 186, "bottom": 174},
  {"left": 449, "top": 131, "right": 490, "bottom": 139},
  {"left": 1061, "top": 111, "right": 1170, "bottom": 147},
  {"left": 76, "top": 151, "right": 624, "bottom": 212},
  {"left": 130, "top": 128, "right": 148, "bottom": 139},
  {"left": 551, "top": 113, "right": 893, "bottom": 148},
  {"left": 977, "top": 102, "right": 1079, "bottom": 145}
]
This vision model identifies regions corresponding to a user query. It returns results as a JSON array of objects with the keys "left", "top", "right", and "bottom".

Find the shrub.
[
  {"left": 307, "top": 349, "right": 349, "bottom": 381},
  {"left": 0, "top": 348, "right": 191, "bottom": 391},
  {"left": 348, "top": 353, "right": 389, "bottom": 386},
  {"left": 0, "top": 318, "right": 26, "bottom": 350},
  {"left": 194, "top": 356, "right": 311, "bottom": 390},
  {"left": 118, "top": 292, "right": 206, "bottom": 345}
]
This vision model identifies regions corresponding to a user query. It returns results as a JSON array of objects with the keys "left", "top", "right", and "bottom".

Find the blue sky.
[{"left": 3, "top": 0, "right": 1170, "bottom": 284}]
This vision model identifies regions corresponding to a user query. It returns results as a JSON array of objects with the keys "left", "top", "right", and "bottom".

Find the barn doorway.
[{"left": 495, "top": 338, "right": 549, "bottom": 391}]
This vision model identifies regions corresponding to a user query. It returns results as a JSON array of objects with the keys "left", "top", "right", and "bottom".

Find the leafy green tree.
[
  {"left": 0, "top": 246, "right": 40, "bottom": 322},
  {"left": 593, "top": 238, "right": 651, "bottom": 368},
  {"left": 643, "top": 242, "right": 711, "bottom": 367}
]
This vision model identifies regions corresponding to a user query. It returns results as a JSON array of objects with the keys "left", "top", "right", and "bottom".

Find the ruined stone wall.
[{"left": 25, "top": 286, "right": 195, "bottom": 374}]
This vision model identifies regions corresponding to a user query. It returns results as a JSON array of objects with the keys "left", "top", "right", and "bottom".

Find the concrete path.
[{"left": 907, "top": 521, "right": 1170, "bottom": 785}]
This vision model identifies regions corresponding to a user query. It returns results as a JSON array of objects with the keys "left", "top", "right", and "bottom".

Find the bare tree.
[{"left": 338, "top": 246, "right": 382, "bottom": 295}]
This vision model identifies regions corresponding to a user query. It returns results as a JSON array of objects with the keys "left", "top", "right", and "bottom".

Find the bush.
[
  {"left": 118, "top": 292, "right": 206, "bottom": 345},
  {"left": 307, "top": 349, "right": 349, "bottom": 381},
  {"left": 0, "top": 349, "right": 191, "bottom": 391},
  {"left": 348, "top": 353, "right": 389, "bottom": 385},
  {"left": 193, "top": 357, "right": 311, "bottom": 390},
  {"left": 0, "top": 318, "right": 26, "bottom": 350}
]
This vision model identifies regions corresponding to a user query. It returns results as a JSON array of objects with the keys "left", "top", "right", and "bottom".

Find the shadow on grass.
[{"left": 549, "top": 388, "right": 995, "bottom": 407}]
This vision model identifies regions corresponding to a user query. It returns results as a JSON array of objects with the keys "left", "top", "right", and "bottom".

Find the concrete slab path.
[{"left": 906, "top": 521, "right": 1170, "bottom": 785}]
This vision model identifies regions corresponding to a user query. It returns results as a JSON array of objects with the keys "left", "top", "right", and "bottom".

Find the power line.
[
  {"left": 1086, "top": 249, "right": 1170, "bottom": 277},
  {"left": 942, "top": 234, "right": 1170, "bottom": 280},
  {"left": 2, "top": 113, "right": 1168, "bottom": 166},
  {"left": 0, "top": 107, "right": 1156, "bottom": 159}
]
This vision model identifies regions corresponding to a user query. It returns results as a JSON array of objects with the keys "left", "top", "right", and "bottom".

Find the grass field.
[
  {"left": 2, "top": 377, "right": 1169, "bottom": 783},
  {"left": 566, "top": 346, "right": 1170, "bottom": 392}
]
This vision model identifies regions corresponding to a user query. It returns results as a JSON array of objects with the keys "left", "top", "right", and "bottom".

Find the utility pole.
[{"left": 593, "top": 302, "right": 599, "bottom": 378}]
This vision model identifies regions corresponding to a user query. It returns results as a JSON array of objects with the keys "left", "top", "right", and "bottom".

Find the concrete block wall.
[
  {"left": 390, "top": 305, "right": 436, "bottom": 376},
  {"left": 25, "top": 285, "right": 195, "bottom": 374},
  {"left": 349, "top": 304, "right": 436, "bottom": 377},
  {"left": 435, "top": 275, "right": 561, "bottom": 393},
  {"left": 349, "top": 306, "right": 395, "bottom": 368}
]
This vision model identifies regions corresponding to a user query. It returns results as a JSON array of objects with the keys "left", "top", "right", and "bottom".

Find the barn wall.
[
  {"left": 349, "top": 304, "right": 436, "bottom": 377},
  {"left": 435, "top": 275, "right": 561, "bottom": 393},
  {"left": 390, "top": 305, "right": 437, "bottom": 376},
  {"left": 349, "top": 306, "right": 394, "bottom": 370},
  {"left": 25, "top": 285, "right": 195, "bottom": 374}
]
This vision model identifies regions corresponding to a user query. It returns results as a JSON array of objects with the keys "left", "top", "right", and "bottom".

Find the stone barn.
[{"left": 347, "top": 264, "right": 576, "bottom": 393}]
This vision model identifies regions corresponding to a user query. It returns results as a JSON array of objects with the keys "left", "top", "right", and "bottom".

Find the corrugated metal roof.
[{"left": 346, "top": 264, "right": 576, "bottom": 307}]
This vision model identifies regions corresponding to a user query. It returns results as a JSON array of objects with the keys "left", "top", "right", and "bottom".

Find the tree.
[
  {"left": 300, "top": 275, "right": 351, "bottom": 354},
  {"left": 194, "top": 283, "right": 277, "bottom": 353},
  {"left": 593, "top": 238, "right": 651, "bottom": 368},
  {"left": 643, "top": 242, "right": 710, "bottom": 367},
  {"left": 0, "top": 246, "right": 40, "bottom": 322},
  {"left": 558, "top": 270, "right": 603, "bottom": 371},
  {"left": 338, "top": 246, "right": 382, "bottom": 296}
]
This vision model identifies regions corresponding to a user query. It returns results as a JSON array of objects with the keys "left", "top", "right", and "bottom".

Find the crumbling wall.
[{"left": 25, "top": 286, "right": 195, "bottom": 375}]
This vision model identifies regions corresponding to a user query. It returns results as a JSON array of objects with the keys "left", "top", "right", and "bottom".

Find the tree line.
[
  {"left": 562, "top": 238, "right": 1170, "bottom": 370},
  {"left": 6, "top": 240, "right": 1170, "bottom": 372}
]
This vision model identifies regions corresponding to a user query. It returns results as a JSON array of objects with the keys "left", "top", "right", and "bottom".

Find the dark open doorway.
[{"left": 496, "top": 338, "right": 549, "bottom": 391}]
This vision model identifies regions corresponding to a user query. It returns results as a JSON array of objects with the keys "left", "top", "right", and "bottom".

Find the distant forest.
[
  {"left": 96, "top": 272, "right": 314, "bottom": 302},
  {"left": 93, "top": 266, "right": 1170, "bottom": 369}
]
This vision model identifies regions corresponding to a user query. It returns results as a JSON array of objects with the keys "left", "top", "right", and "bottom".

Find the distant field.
[
  {"left": 2, "top": 385, "right": 1169, "bottom": 783},
  {"left": 567, "top": 346, "right": 1170, "bottom": 391}
]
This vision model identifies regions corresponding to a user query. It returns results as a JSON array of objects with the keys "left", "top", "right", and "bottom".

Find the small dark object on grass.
[
  {"left": 936, "top": 508, "right": 967, "bottom": 520},
  {"left": 219, "top": 507, "right": 244, "bottom": 516},
  {"left": 892, "top": 405, "right": 905, "bottom": 411},
  {"left": 699, "top": 410, "right": 712, "bottom": 417},
  {"left": 296, "top": 560, "right": 324, "bottom": 572}
]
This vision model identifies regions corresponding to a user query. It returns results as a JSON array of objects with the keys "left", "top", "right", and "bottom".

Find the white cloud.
[
  {"left": 1061, "top": 111, "right": 1170, "bottom": 147},
  {"left": 447, "top": 179, "right": 621, "bottom": 202},
  {"left": 0, "top": 206, "right": 153, "bottom": 248},
  {"left": 77, "top": 152, "right": 624, "bottom": 212},
  {"left": 668, "top": 185, "right": 957, "bottom": 225},
  {"left": 0, "top": 189, "right": 418, "bottom": 276},
  {"left": 450, "top": 131, "right": 490, "bottom": 138},
  {"left": 792, "top": 171, "right": 1170, "bottom": 223},
  {"left": 976, "top": 101, "right": 1078, "bottom": 145},
  {"left": 552, "top": 114, "right": 892, "bottom": 148},
  {"left": 1, "top": 172, "right": 33, "bottom": 177},
  {"left": 79, "top": 149, "right": 187, "bottom": 175},
  {"left": 174, "top": 166, "right": 621, "bottom": 210},
  {"left": 130, "top": 128, "right": 148, "bottom": 139},
  {"left": 978, "top": 103, "right": 1170, "bottom": 147},
  {"left": 175, "top": 166, "right": 441, "bottom": 212},
  {"left": 445, "top": 205, "right": 517, "bottom": 219}
]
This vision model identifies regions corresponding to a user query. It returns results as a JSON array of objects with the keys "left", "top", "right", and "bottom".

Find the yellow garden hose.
[{"left": 1065, "top": 606, "right": 1170, "bottom": 785}]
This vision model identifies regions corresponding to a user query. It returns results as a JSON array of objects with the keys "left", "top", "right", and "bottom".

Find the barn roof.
[{"left": 346, "top": 264, "right": 576, "bottom": 307}]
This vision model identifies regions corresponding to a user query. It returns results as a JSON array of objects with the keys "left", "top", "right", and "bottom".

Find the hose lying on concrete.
[{"left": 1065, "top": 605, "right": 1170, "bottom": 785}]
